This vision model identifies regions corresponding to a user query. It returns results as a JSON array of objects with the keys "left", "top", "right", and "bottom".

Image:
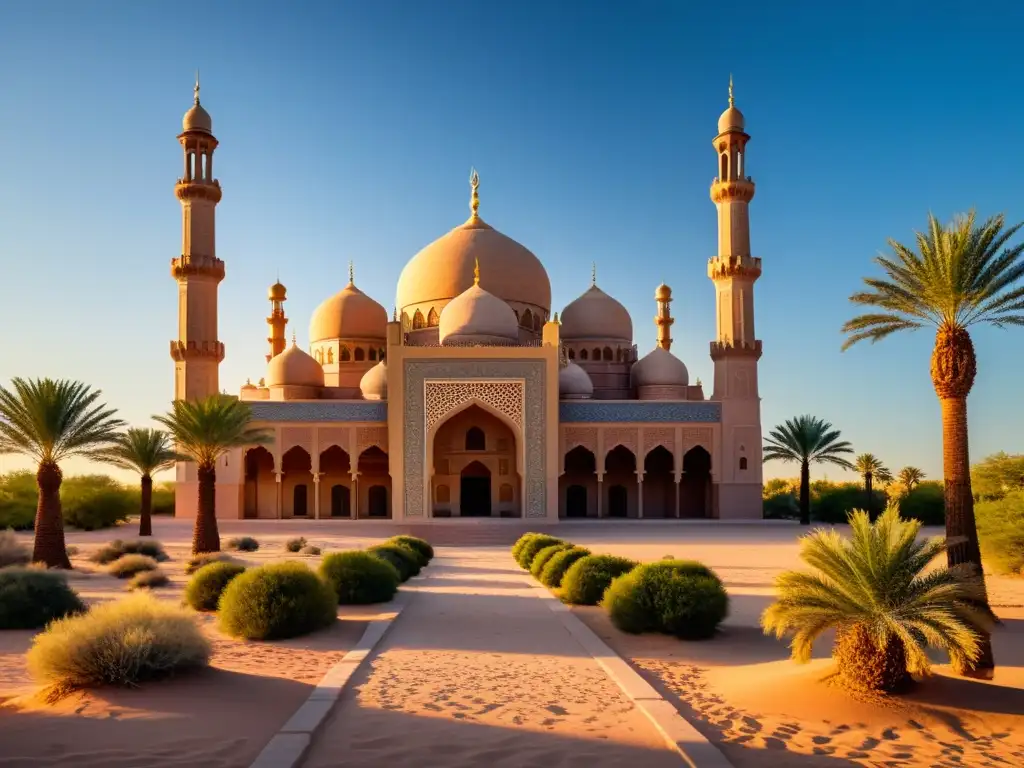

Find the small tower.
[
  {"left": 266, "top": 279, "right": 288, "bottom": 362},
  {"left": 654, "top": 283, "right": 673, "bottom": 351},
  {"left": 170, "top": 73, "right": 225, "bottom": 401}
]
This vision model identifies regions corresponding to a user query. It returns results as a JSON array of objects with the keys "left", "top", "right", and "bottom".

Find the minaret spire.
[
  {"left": 348, "top": 260, "right": 354, "bottom": 284},
  {"left": 728, "top": 73, "right": 734, "bottom": 107},
  {"left": 655, "top": 284, "right": 674, "bottom": 351},
  {"left": 266, "top": 278, "right": 288, "bottom": 362},
  {"left": 591, "top": 262, "right": 597, "bottom": 286},
  {"left": 473, "top": 257, "right": 481, "bottom": 286},
  {"left": 469, "top": 167, "right": 480, "bottom": 220},
  {"left": 194, "top": 69, "right": 201, "bottom": 104}
]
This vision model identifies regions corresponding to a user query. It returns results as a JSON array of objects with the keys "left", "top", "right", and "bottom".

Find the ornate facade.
[{"left": 171, "top": 78, "right": 765, "bottom": 522}]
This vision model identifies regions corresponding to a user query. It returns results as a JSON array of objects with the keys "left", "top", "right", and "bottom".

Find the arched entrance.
[
  {"left": 243, "top": 446, "right": 275, "bottom": 519},
  {"left": 643, "top": 446, "right": 675, "bottom": 519},
  {"left": 319, "top": 445, "right": 351, "bottom": 519},
  {"left": 460, "top": 461, "right": 491, "bottom": 517},
  {"left": 330, "top": 484, "right": 351, "bottom": 517},
  {"left": 680, "top": 446, "right": 712, "bottom": 518},
  {"left": 357, "top": 446, "right": 390, "bottom": 519},
  {"left": 281, "top": 446, "right": 311, "bottom": 519},
  {"left": 560, "top": 445, "right": 596, "bottom": 518},
  {"left": 605, "top": 445, "right": 637, "bottom": 518},
  {"left": 566, "top": 485, "right": 587, "bottom": 518}
]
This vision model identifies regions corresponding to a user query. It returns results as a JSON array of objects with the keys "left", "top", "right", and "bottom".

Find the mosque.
[{"left": 170, "top": 78, "right": 764, "bottom": 523}]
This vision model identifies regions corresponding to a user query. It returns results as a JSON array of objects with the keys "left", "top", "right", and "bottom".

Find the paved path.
[{"left": 302, "top": 548, "right": 683, "bottom": 768}]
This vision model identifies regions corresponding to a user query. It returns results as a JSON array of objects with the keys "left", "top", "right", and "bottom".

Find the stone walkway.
[{"left": 301, "top": 549, "right": 683, "bottom": 767}]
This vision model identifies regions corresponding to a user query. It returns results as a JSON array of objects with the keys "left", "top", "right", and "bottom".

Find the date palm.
[
  {"left": 154, "top": 395, "right": 271, "bottom": 554},
  {"left": 854, "top": 453, "right": 890, "bottom": 519},
  {"left": 763, "top": 416, "right": 855, "bottom": 525},
  {"left": 898, "top": 466, "right": 925, "bottom": 493},
  {"left": 842, "top": 210, "right": 1024, "bottom": 678},
  {"left": 0, "top": 378, "right": 124, "bottom": 567},
  {"left": 98, "top": 428, "right": 179, "bottom": 537},
  {"left": 762, "top": 504, "right": 995, "bottom": 693}
]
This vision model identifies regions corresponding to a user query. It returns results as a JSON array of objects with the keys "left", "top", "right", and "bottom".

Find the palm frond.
[
  {"left": 97, "top": 427, "right": 180, "bottom": 476},
  {"left": 153, "top": 394, "right": 272, "bottom": 469}
]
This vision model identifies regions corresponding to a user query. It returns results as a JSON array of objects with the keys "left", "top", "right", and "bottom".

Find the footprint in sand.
[
  {"left": 546, "top": 705, "right": 568, "bottom": 716},
  {"left": 812, "top": 735, "right": 832, "bottom": 745},
  {"left": 882, "top": 727, "right": 899, "bottom": 741}
]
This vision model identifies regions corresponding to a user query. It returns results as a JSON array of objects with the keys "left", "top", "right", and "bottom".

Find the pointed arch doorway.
[{"left": 460, "top": 461, "right": 491, "bottom": 517}]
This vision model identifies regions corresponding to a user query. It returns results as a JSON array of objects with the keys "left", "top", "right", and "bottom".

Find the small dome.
[
  {"left": 309, "top": 280, "right": 388, "bottom": 343},
  {"left": 359, "top": 360, "right": 387, "bottom": 400},
  {"left": 655, "top": 283, "right": 672, "bottom": 301},
  {"left": 268, "top": 281, "right": 287, "bottom": 301},
  {"left": 266, "top": 342, "right": 324, "bottom": 388},
  {"left": 439, "top": 279, "right": 519, "bottom": 344},
  {"left": 559, "top": 362, "right": 593, "bottom": 399},
  {"left": 241, "top": 378, "right": 257, "bottom": 391},
  {"left": 631, "top": 347, "right": 689, "bottom": 388},
  {"left": 560, "top": 284, "right": 633, "bottom": 342},
  {"left": 718, "top": 105, "right": 744, "bottom": 134},
  {"left": 183, "top": 102, "right": 212, "bottom": 134}
]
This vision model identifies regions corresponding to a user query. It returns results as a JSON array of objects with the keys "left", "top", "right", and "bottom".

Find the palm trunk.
[
  {"left": 32, "top": 461, "right": 71, "bottom": 569},
  {"left": 865, "top": 473, "right": 874, "bottom": 520},
  {"left": 139, "top": 474, "right": 153, "bottom": 537},
  {"left": 193, "top": 463, "right": 220, "bottom": 554},
  {"left": 799, "top": 460, "right": 811, "bottom": 525}
]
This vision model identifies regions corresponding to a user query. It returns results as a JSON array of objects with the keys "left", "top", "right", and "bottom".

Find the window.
[
  {"left": 369, "top": 348, "right": 377, "bottom": 361},
  {"left": 580, "top": 348, "right": 588, "bottom": 361},
  {"left": 427, "top": 307, "right": 439, "bottom": 327},
  {"left": 603, "top": 347, "right": 613, "bottom": 361},
  {"left": 326, "top": 348, "right": 334, "bottom": 363},
  {"left": 568, "top": 348, "right": 575, "bottom": 360},
  {"left": 739, "top": 456, "right": 748, "bottom": 470},
  {"left": 340, "top": 347, "right": 351, "bottom": 362},
  {"left": 354, "top": 347, "right": 365, "bottom": 361},
  {"left": 465, "top": 427, "right": 485, "bottom": 451},
  {"left": 413, "top": 310, "right": 425, "bottom": 329}
]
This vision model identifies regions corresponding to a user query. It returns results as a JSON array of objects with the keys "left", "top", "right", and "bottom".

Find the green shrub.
[
  {"left": 977, "top": 491, "right": 1024, "bottom": 575},
  {"left": 894, "top": 481, "right": 945, "bottom": 525},
  {"left": 603, "top": 561, "right": 729, "bottom": 639},
  {"left": 218, "top": 562, "right": 337, "bottom": 640},
  {"left": 367, "top": 543, "right": 420, "bottom": 581},
  {"left": 225, "top": 536, "right": 259, "bottom": 552},
  {"left": 285, "top": 537, "right": 307, "bottom": 553},
  {"left": 0, "top": 568, "right": 86, "bottom": 629},
  {"left": 0, "top": 471, "right": 37, "bottom": 530},
  {"left": 107, "top": 554, "right": 158, "bottom": 579},
  {"left": 511, "top": 532, "right": 546, "bottom": 561},
  {"left": 90, "top": 539, "right": 169, "bottom": 565},
  {"left": 128, "top": 569, "right": 170, "bottom": 590},
  {"left": 151, "top": 483, "right": 175, "bottom": 516},
  {"left": 320, "top": 551, "right": 400, "bottom": 605},
  {"left": 812, "top": 482, "right": 887, "bottom": 524},
  {"left": 0, "top": 529, "right": 31, "bottom": 567},
  {"left": 27, "top": 593, "right": 210, "bottom": 696},
  {"left": 299, "top": 545, "right": 322, "bottom": 556},
  {"left": 561, "top": 554, "right": 636, "bottom": 605},
  {"left": 61, "top": 475, "right": 135, "bottom": 530},
  {"left": 515, "top": 535, "right": 565, "bottom": 570},
  {"left": 184, "top": 561, "right": 247, "bottom": 611},
  {"left": 539, "top": 546, "right": 591, "bottom": 588},
  {"left": 185, "top": 551, "right": 237, "bottom": 574},
  {"left": 530, "top": 543, "right": 572, "bottom": 578},
  {"left": 387, "top": 535, "right": 433, "bottom": 565}
]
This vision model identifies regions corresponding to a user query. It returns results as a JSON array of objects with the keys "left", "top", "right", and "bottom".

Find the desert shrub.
[
  {"left": 812, "top": 482, "right": 887, "bottom": 524},
  {"left": 218, "top": 562, "right": 337, "bottom": 640},
  {"left": 367, "top": 543, "right": 420, "bottom": 581},
  {"left": 0, "top": 529, "right": 31, "bottom": 567},
  {"left": 61, "top": 475, "right": 134, "bottom": 531},
  {"left": 0, "top": 471, "right": 37, "bottom": 530},
  {"left": 66, "top": 545, "right": 79, "bottom": 557},
  {"left": 107, "top": 554, "right": 158, "bottom": 579},
  {"left": 0, "top": 568, "right": 86, "bottom": 629},
  {"left": 27, "top": 593, "right": 210, "bottom": 696},
  {"left": 511, "top": 532, "right": 546, "bottom": 561},
  {"left": 299, "top": 545, "right": 322, "bottom": 556},
  {"left": 184, "top": 561, "right": 247, "bottom": 611},
  {"left": 972, "top": 452, "right": 1024, "bottom": 502},
  {"left": 530, "top": 543, "right": 572, "bottom": 578},
  {"left": 285, "top": 537, "right": 307, "bottom": 553},
  {"left": 977, "top": 491, "right": 1024, "bottom": 575},
  {"left": 387, "top": 535, "right": 433, "bottom": 565},
  {"left": 151, "top": 482, "right": 176, "bottom": 516},
  {"left": 128, "top": 569, "right": 170, "bottom": 590},
  {"left": 893, "top": 481, "right": 945, "bottom": 525},
  {"left": 762, "top": 491, "right": 799, "bottom": 520},
  {"left": 185, "top": 551, "right": 237, "bottom": 574},
  {"left": 320, "top": 551, "right": 400, "bottom": 605},
  {"left": 602, "top": 561, "right": 729, "bottom": 639},
  {"left": 539, "top": 546, "right": 591, "bottom": 588},
  {"left": 515, "top": 535, "right": 565, "bottom": 570},
  {"left": 90, "top": 539, "right": 169, "bottom": 565},
  {"left": 225, "top": 536, "right": 259, "bottom": 552},
  {"left": 561, "top": 554, "right": 636, "bottom": 605}
]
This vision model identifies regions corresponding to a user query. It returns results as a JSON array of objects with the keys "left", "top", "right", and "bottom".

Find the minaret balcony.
[
  {"left": 710, "top": 339, "right": 762, "bottom": 361},
  {"left": 174, "top": 178, "right": 223, "bottom": 203},
  {"left": 171, "top": 254, "right": 225, "bottom": 281},
  {"left": 710, "top": 177, "right": 755, "bottom": 203},
  {"left": 170, "top": 339, "right": 226, "bottom": 363},
  {"left": 707, "top": 254, "right": 762, "bottom": 281}
]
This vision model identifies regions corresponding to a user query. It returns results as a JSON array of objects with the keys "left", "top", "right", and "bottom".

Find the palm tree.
[
  {"left": 762, "top": 504, "right": 994, "bottom": 693},
  {"left": 763, "top": 416, "right": 855, "bottom": 525},
  {"left": 99, "top": 428, "right": 179, "bottom": 537},
  {"left": 898, "top": 466, "right": 925, "bottom": 493},
  {"left": 0, "top": 378, "right": 124, "bottom": 567},
  {"left": 154, "top": 394, "right": 271, "bottom": 554},
  {"left": 842, "top": 210, "right": 1024, "bottom": 678},
  {"left": 854, "top": 453, "right": 890, "bottom": 519}
]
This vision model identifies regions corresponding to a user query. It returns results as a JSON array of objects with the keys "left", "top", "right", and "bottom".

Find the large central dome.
[{"left": 396, "top": 175, "right": 551, "bottom": 322}]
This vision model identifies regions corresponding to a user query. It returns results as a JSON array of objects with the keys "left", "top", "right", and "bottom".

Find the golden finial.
[
  {"left": 348, "top": 260, "right": 354, "bottom": 284},
  {"left": 728, "top": 74, "right": 734, "bottom": 107},
  {"left": 291, "top": 331, "right": 297, "bottom": 345},
  {"left": 469, "top": 167, "right": 480, "bottom": 220},
  {"left": 194, "top": 69, "right": 201, "bottom": 105},
  {"left": 591, "top": 262, "right": 597, "bottom": 286},
  {"left": 473, "top": 257, "right": 481, "bottom": 286},
  {"left": 393, "top": 306, "right": 398, "bottom": 322}
]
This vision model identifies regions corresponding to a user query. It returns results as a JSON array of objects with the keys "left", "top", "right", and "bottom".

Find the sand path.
[{"left": 302, "top": 548, "right": 684, "bottom": 768}]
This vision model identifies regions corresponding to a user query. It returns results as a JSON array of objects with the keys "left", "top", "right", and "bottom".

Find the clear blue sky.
[{"left": 1, "top": 0, "right": 1022, "bottom": 483}]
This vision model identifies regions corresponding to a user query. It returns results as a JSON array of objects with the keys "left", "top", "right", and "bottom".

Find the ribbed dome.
[
  {"left": 560, "top": 284, "right": 633, "bottom": 342},
  {"left": 309, "top": 281, "right": 388, "bottom": 343},
  {"left": 631, "top": 347, "right": 689, "bottom": 387},
  {"left": 438, "top": 281, "right": 519, "bottom": 345},
  {"left": 397, "top": 216, "right": 551, "bottom": 316},
  {"left": 718, "top": 105, "right": 744, "bottom": 134},
  {"left": 559, "top": 362, "right": 593, "bottom": 399},
  {"left": 266, "top": 342, "right": 325, "bottom": 388},
  {"left": 360, "top": 360, "right": 387, "bottom": 400}
]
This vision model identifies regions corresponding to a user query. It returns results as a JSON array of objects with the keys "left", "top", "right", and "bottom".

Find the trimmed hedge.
[
  {"left": 515, "top": 535, "right": 565, "bottom": 570},
  {"left": 511, "top": 532, "right": 546, "bottom": 562},
  {"left": 367, "top": 543, "right": 421, "bottom": 582},
  {"left": 184, "top": 561, "right": 247, "bottom": 611},
  {"left": 530, "top": 543, "right": 572, "bottom": 578},
  {"left": 218, "top": 562, "right": 337, "bottom": 640},
  {"left": 320, "top": 551, "right": 400, "bottom": 605},
  {"left": 388, "top": 536, "right": 433, "bottom": 566},
  {"left": 560, "top": 554, "right": 636, "bottom": 605},
  {"left": 539, "top": 546, "right": 591, "bottom": 588},
  {"left": 0, "top": 568, "right": 86, "bottom": 629}
]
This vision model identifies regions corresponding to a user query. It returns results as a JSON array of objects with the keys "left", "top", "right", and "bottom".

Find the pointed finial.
[
  {"left": 194, "top": 69, "right": 201, "bottom": 105},
  {"left": 473, "top": 257, "right": 481, "bottom": 286},
  {"left": 393, "top": 306, "right": 398, "bottom": 322},
  {"left": 591, "top": 262, "right": 597, "bottom": 286},
  {"left": 553, "top": 312, "right": 560, "bottom": 324},
  {"left": 469, "top": 167, "right": 480, "bottom": 219},
  {"left": 348, "top": 260, "right": 354, "bottom": 284},
  {"left": 291, "top": 331, "right": 297, "bottom": 345},
  {"left": 728, "top": 74, "right": 734, "bottom": 107}
]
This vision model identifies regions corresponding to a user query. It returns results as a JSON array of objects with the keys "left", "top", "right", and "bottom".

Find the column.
[
  {"left": 313, "top": 473, "right": 322, "bottom": 519},
  {"left": 596, "top": 473, "right": 604, "bottom": 518},
  {"left": 351, "top": 473, "right": 360, "bottom": 519},
  {"left": 674, "top": 474, "right": 681, "bottom": 518},
  {"left": 274, "top": 471, "right": 283, "bottom": 519},
  {"left": 637, "top": 472, "right": 644, "bottom": 519}
]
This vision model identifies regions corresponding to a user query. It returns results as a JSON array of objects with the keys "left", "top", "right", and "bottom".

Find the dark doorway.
[
  {"left": 566, "top": 484, "right": 587, "bottom": 517},
  {"left": 608, "top": 484, "right": 628, "bottom": 518},
  {"left": 643, "top": 446, "right": 676, "bottom": 519},
  {"left": 368, "top": 485, "right": 388, "bottom": 518},
  {"left": 681, "top": 446, "right": 712, "bottom": 518},
  {"left": 331, "top": 484, "right": 350, "bottom": 518},
  {"left": 460, "top": 461, "right": 492, "bottom": 517},
  {"left": 293, "top": 484, "right": 308, "bottom": 517}
]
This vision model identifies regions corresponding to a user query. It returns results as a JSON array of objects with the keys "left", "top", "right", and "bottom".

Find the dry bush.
[
  {"left": 107, "top": 554, "right": 158, "bottom": 579},
  {"left": 128, "top": 569, "right": 170, "bottom": 591},
  {"left": 185, "top": 551, "right": 238, "bottom": 575},
  {"left": 90, "top": 539, "right": 169, "bottom": 565},
  {"left": 0, "top": 529, "right": 31, "bottom": 567}
]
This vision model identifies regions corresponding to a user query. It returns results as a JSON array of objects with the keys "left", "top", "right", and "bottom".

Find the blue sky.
[{"left": 1, "top": 0, "right": 1022, "bottom": 483}]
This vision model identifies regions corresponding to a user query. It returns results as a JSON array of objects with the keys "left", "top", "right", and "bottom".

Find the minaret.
[
  {"left": 170, "top": 74, "right": 224, "bottom": 401},
  {"left": 266, "top": 279, "right": 288, "bottom": 362},
  {"left": 654, "top": 284, "right": 673, "bottom": 350}
]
